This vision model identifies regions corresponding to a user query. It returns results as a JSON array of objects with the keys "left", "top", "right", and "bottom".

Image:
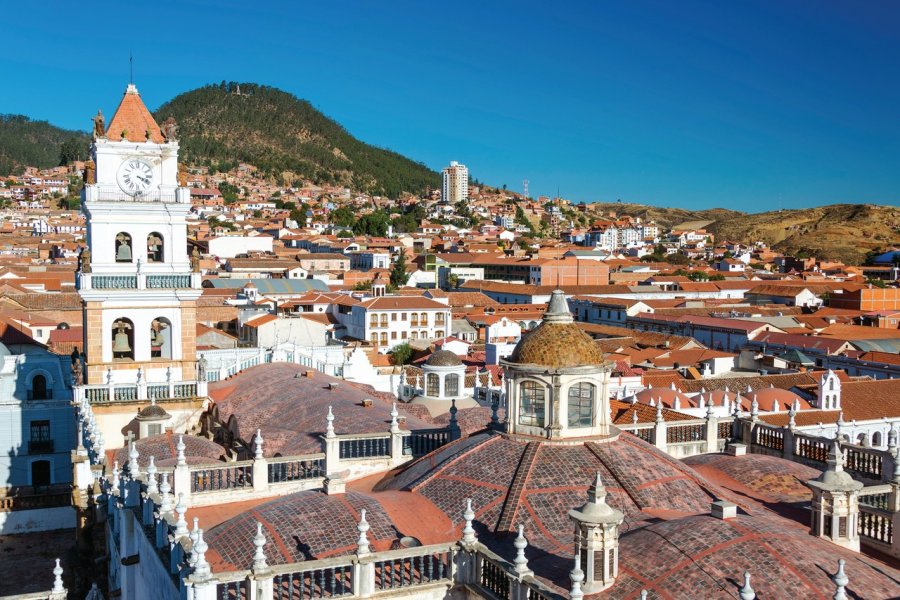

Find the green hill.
[
  {"left": 154, "top": 82, "right": 440, "bottom": 197},
  {"left": 0, "top": 115, "right": 89, "bottom": 175}
]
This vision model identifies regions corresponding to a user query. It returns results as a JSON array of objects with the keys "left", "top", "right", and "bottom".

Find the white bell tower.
[{"left": 76, "top": 84, "right": 205, "bottom": 447}]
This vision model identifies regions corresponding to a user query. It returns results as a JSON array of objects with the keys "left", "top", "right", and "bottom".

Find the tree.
[
  {"left": 390, "top": 342, "right": 413, "bottom": 366},
  {"left": 665, "top": 252, "right": 690, "bottom": 265},
  {"left": 329, "top": 205, "right": 356, "bottom": 227},
  {"left": 59, "top": 137, "right": 86, "bottom": 166},
  {"left": 447, "top": 273, "right": 459, "bottom": 289},
  {"left": 390, "top": 249, "right": 410, "bottom": 288}
]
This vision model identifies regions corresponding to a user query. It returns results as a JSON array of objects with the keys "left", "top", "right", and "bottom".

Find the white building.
[
  {"left": 441, "top": 160, "right": 468, "bottom": 204},
  {"left": 346, "top": 296, "right": 451, "bottom": 351}
]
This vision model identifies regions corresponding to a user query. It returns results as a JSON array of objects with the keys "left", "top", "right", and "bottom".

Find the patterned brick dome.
[
  {"left": 425, "top": 349, "right": 463, "bottom": 367},
  {"left": 507, "top": 290, "right": 605, "bottom": 368}
]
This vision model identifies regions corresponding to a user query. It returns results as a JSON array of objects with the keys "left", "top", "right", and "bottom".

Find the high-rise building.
[{"left": 441, "top": 160, "right": 468, "bottom": 204}]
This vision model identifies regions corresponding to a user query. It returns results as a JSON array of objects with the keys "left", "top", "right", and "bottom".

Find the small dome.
[
  {"left": 633, "top": 388, "right": 695, "bottom": 409},
  {"left": 425, "top": 349, "right": 463, "bottom": 367},
  {"left": 507, "top": 290, "right": 604, "bottom": 368},
  {"left": 57, "top": 322, "right": 70, "bottom": 330},
  {"left": 137, "top": 403, "right": 170, "bottom": 420}
]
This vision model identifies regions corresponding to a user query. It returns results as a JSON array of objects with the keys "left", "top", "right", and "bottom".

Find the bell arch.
[
  {"left": 112, "top": 317, "right": 135, "bottom": 361},
  {"left": 151, "top": 317, "right": 173, "bottom": 359},
  {"left": 147, "top": 232, "right": 164, "bottom": 262},
  {"left": 115, "top": 232, "right": 133, "bottom": 263}
]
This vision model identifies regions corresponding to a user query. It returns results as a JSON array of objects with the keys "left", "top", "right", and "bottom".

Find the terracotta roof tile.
[{"left": 105, "top": 85, "right": 165, "bottom": 143}]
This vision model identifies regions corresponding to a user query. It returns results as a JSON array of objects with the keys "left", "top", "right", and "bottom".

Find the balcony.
[
  {"left": 83, "top": 184, "right": 189, "bottom": 204},
  {"left": 28, "top": 439, "right": 54, "bottom": 454},
  {"left": 77, "top": 380, "right": 205, "bottom": 404}
]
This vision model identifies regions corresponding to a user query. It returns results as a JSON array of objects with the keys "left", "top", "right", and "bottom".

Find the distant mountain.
[
  {"left": 0, "top": 115, "right": 89, "bottom": 175},
  {"left": 585, "top": 202, "right": 900, "bottom": 265},
  {"left": 154, "top": 82, "right": 440, "bottom": 197}
]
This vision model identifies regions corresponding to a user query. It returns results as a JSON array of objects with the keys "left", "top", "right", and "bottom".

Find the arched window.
[
  {"left": 115, "top": 232, "right": 133, "bottom": 263},
  {"left": 370, "top": 333, "right": 378, "bottom": 345},
  {"left": 147, "top": 232, "right": 164, "bottom": 262},
  {"left": 568, "top": 383, "right": 594, "bottom": 427},
  {"left": 151, "top": 318, "right": 173, "bottom": 359},
  {"left": 829, "top": 379, "right": 835, "bottom": 391},
  {"left": 112, "top": 317, "right": 134, "bottom": 360},
  {"left": 420, "top": 312, "right": 428, "bottom": 326},
  {"left": 410, "top": 331, "right": 419, "bottom": 340},
  {"left": 872, "top": 431, "right": 883, "bottom": 447},
  {"left": 427, "top": 373, "right": 439, "bottom": 396},
  {"left": 31, "top": 374, "right": 48, "bottom": 401},
  {"left": 445, "top": 374, "right": 459, "bottom": 397},
  {"left": 519, "top": 381, "right": 545, "bottom": 426},
  {"left": 380, "top": 314, "right": 388, "bottom": 328}
]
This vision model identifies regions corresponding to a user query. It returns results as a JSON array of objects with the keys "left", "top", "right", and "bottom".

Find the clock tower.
[{"left": 77, "top": 84, "right": 205, "bottom": 447}]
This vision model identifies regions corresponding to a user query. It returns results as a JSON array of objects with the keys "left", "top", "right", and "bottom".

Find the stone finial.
[
  {"left": 739, "top": 572, "right": 755, "bottom": 600},
  {"left": 699, "top": 394, "right": 706, "bottom": 410},
  {"left": 832, "top": 559, "right": 848, "bottom": 600},
  {"left": 174, "top": 493, "right": 189, "bottom": 537},
  {"left": 146, "top": 456, "right": 158, "bottom": 495},
  {"left": 569, "top": 554, "right": 585, "bottom": 600},
  {"left": 176, "top": 435, "right": 186, "bottom": 466},
  {"left": 326, "top": 406, "right": 335, "bottom": 438},
  {"left": 750, "top": 395, "right": 759, "bottom": 417},
  {"left": 193, "top": 529, "right": 210, "bottom": 578},
  {"left": 188, "top": 518, "right": 201, "bottom": 567},
  {"left": 836, "top": 411, "right": 845, "bottom": 430},
  {"left": 390, "top": 403, "right": 400, "bottom": 434},
  {"left": 252, "top": 522, "right": 268, "bottom": 572},
  {"left": 462, "top": 498, "right": 477, "bottom": 545},
  {"left": 772, "top": 400, "right": 780, "bottom": 413},
  {"left": 632, "top": 410, "right": 639, "bottom": 424},
  {"left": 655, "top": 402, "right": 663, "bottom": 423},
  {"left": 51, "top": 558, "right": 64, "bottom": 593},
  {"left": 670, "top": 382, "right": 676, "bottom": 391},
  {"left": 788, "top": 407, "right": 797, "bottom": 429},
  {"left": 254, "top": 429, "right": 264, "bottom": 460},
  {"left": 449, "top": 397, "right": 459, "bottom": 433},
  {"left": 159, "top": 471, "right": 173, "bottom": 514},
  {"left": 111, "top": 461, "right": 121, "bottom": 492},
  {"left": 356, "top": 509, "right": 370, "bottom": 555},
  {"left": 673, "top": 397, "right": 681, "bottom": 410},
  {"left": 513, "top": 524, "right": 529, "bottom": 574},
  {"left": 544, "top": 289, "right": 573, "bottom": 323},
  {"left": 569, "top": 472, "right": 623, "bottom": 525},
  {"left": 706, "top": 397, "right": 715, "bottom": 419},
  {"left": 887, "top": 423, "right": 897, "bottom": 452},
  {"left": 640, "top": 591, "right": 648, "bottom": 600},
  {"left": 128, "top": 441, "right": 140, "bottom": 475}
]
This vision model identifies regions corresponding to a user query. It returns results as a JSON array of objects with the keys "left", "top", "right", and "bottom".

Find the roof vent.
[
  {"left": 361, "top": 398, "right": 374, "bottom": 408},
  {"left": 711, "top": 500, "right": 737, "bottom": 520},
  {"left": 329, "top": 382, "right": 340, "bottom": 390}
]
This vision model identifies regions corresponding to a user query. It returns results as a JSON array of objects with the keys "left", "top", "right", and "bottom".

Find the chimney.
[{"left": 711, "top": 500, "right": 737, "bottom": 520}]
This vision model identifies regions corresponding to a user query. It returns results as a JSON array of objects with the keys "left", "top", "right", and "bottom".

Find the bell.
[
  {"left": 116, "top": 242, "right": 132, "bottom": 261},
  {"left": 152, "top": 328, "right": 165, "bottom": 346},
  {"left": 113, "top": 331, "right": 132, "bottom": 353}
]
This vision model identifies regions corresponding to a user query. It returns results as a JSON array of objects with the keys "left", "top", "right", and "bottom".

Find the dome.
[
  {"left": 425, "top": 349, "right": 463, "bottom": 367},
  {"left": 56, "top": 322, "right": 70, "bottom": 330},
  {"left": 113, "top": 432, "right": 225, "bottom": 468},
  {"left": 136, "top": 403, "right": 170, "bottom": 420},
  {"left": 632, "top": 387, "right": 696, "bottom": 409},
  {"left": 742, "top": 387, "right": 812, "bottom": 412},
  {"left": 507, "top": 290, "right": 605, "bottom": 369}
]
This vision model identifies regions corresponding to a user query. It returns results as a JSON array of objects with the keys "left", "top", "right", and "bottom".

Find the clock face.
[{"left": 117, "top": 158, "right": 155, "bottom": 195}]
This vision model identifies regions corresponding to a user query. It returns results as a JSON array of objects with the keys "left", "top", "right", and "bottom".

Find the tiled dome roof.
[
  {"left": 136, "top": 403, "right": 170, "bottom": 420},
  {"left": 113, "top": 432, "right": 224, "bottom": 468},
  {"left": 425, "top": 349, "right": 463, "bottom": 367},
  {"left": 507, "top": 290, "right": 605, "bottom": 368}
]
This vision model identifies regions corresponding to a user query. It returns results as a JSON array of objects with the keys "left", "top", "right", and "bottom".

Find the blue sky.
[{"left": 2, "top": 0, "right": 899, "bottom": 210}]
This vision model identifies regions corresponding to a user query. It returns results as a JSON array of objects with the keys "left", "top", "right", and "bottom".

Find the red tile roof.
[{"left": 105, "top": 85, "right": 164, "bottom": 143}]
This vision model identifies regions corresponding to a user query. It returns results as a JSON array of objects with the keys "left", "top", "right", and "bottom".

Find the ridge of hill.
[
  {"left": 585, "top": 202, "right": 900, "bottom": 265},
  {"left": 154, "top": 82, "right": 440, "bottom": 197},
  {"left": 0, "top": 115, "right": 89, "bottom": 175}
]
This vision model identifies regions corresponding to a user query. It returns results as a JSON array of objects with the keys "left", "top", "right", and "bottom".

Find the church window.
[
  {"left": 568, "top": 382, "right": 594, "bottom": 427},
  {"left": 151, "top": 318, "right": 173, "bottom": 359},
  {"left": 873, "top": 431, "right": 882, "bottom": 447},
  {"left": 30, "top": 374, "right": 48, "bottom": 401},
  {"left": 445, "top": 374, "right": 459, "bottom": 396},
  {"left": 112, "top": 318, "right": 135, "bottom": 361},
  {"left": 427, "top": 373, "right": 439, "bottom": 396},
  {"left": 147, "top": 232, "right": 164, "bottom": 262},
  {"left": 115, "top": 232, "right": 133, "bottom": 263},
  {"left": 519, "top": 381, "right": 545, "bottom": 426}
]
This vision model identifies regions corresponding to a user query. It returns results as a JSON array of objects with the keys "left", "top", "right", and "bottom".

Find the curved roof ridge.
[
  {"left": 585, "top": 441, "right": 645, "bottom": 510},
  {"left": 496, "top": 440, "right": 542, "bottom": 533}
]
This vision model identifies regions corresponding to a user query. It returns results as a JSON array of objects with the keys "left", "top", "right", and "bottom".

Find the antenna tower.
[{"left": 522, "top": 179, "right": 529, "bottom": 202}]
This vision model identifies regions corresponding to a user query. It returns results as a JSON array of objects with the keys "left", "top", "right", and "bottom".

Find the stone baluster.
[
  {"left": 250, "top": 521, "right": 274, "bottom": 600},
  {"left": 253, "top": 429, "right": 268, "bottom": 493}
]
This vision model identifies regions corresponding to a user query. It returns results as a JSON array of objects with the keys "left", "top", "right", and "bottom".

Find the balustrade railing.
[
  {"left": 268, "top": 456, "right": 325, "bottom": 484},
  {"left": 272, "top": 562, "right": 354, "bottom": 599},
  {"left": 794, "top": 435, "right": 829, "bottom": 464},
  {"left": 479, "top": 556, "right": 511, "bottom": 599},
  {"left": 752, "top": 425, "right": 784, "bottom": 451},
  {"left": 718, "top": 420, "right": 733, "bottom": 441},
  {"left": 147, "top": 384, "right": 169, "bottom": 400},
  {"left": 621, "top": 426, "right": 653, "bottom": 444},
  {"left": 843, "top": 445, "right": 884, "bottom": 480},
  {"left": 859, "top": 507, "right": 893, "bottom": 545},
  {"left": 217, "top": 575, "right": 250, "bottom": 600},
  {"left": 173, "top": 383, "right": 197, "bottom": 398},
  {"left": 146, "top": 274, "right": 192, "bottom": 289},
  {"left": 114, "top": 385, "right": 137, "bottom": 402},
  {"left": 403, "top": 429, "right": 451, "bottom": 457},
  {"left": 339, "top": 435, "right": 391, "bottom": 459},
  {"left": 666, "top": 422, "right": 704, "bottom": 444},
  {"left": 191, "top": 462, "right": 253, "bottom": 493},
  {"left": 91, "top": 275, "right": 137, "bottom": 289},
  {"left": 373, "top": 545, "right": 453, "bottom": 590}
]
